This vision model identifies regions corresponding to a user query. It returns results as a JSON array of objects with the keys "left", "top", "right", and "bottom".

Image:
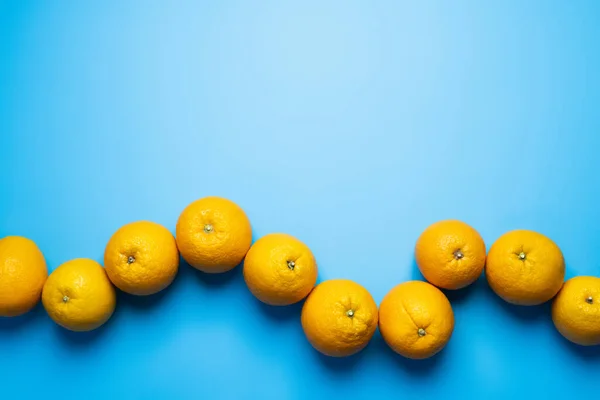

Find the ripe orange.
[
  {"left": 415, "top": 220, "right": 486, "bottom": 290},
  {"left": 104, "top": 221, "right": 179, "bottom": 295},
  {"left": 486, "top": 230, "right": 565, "bottom": 305},
  {"left": 379, "top": 280, "right": 454, "bottom": 359},
  {"left": 0, "top": 236, "right": 48, "bottom": 317},
  {"left": 176, "top": 196, "right": 252, "bottom": 273},
  {"left": 552, "top": 276, "right": 600, "bottom": 346},
  {"left": 243, "top": 233, "right": 317, "bottom": 306},
  {"left": 42, "top": 258, "right": 116, "bottom": 332},
  {"left": 301, "top": 279, "right": 378, "bottom": 357}
]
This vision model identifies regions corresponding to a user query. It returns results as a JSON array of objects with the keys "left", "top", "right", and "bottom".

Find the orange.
[
  {"left": 104, "top": 221, "right": 179, "bottom": 295},
  {"left": 176, "top": 196, "right": 252, "bottom": 273},
  {"left": 379, "top": 280, "right": 454, "bottom": 359},
  {"left": 552, "top": 276, "right": 600, "bottom": 346},
  {"left": 415, "top": 220, "right": 486, "bottom": 290},
  {"left": 301, "top": 279, "right": 378, "bottom": 357},
  {"left": 42, "top": 258, "right": 116, "bottom": 332},
  {"left": 0, "top": 236, "right": 48, "bottom": 317},
  {"left": 486, "top": 230, "right": 565, "bottom": 305},
  {"left": 243, "top": 233, "right": 318, "bottom": 306}
]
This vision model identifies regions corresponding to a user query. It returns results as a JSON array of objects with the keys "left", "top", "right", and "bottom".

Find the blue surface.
[{"left": 1, "top": 1, "right": 600, "bottom": 398}]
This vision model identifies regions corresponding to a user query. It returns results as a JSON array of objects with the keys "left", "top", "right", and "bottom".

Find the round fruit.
[
  {"left": 379, "top": 280, "right": 454, "bottom": 359},
  {"left": 42, "top": 258, "right": 116, "bottom": 332},
  {"left": 415, "top": 220, "right": 486, "bottom": 290},
  {"left": 243, "top": 233, "right": 317, "bottom": 306},
  {"left": 301, "top": 279, "right": 378, "bottom": 357},
  {"left": 104, "top": 221, "right": 179, "bottom": 296},
  {"left": 176, "top": 196, "right": 252, "bottom": 273},
  {"left": 0, "top": 236, "right": 48, "bottom": 317},
  {"left": 486, "top": 230, "right": 565, "bottom": 305},
  {"left": 552, "top": 276, "right": 600, "bottom": 346}
]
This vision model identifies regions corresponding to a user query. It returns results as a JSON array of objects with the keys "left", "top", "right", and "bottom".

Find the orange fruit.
[
  {"left": 415, "top": 220, "right": 486, "bottom": 290},
  {"left": 243, "top": 233, "right": 318, "bottom": 306},
  {"left": 301, "top": 279, "right": 378, "bottom": 357},
  {"left": 42, "top": 258, "right": 116, "bottom": 331},
  {"left": 104, "top": 221, "right": 179, "bottom": 295},
  {"left": 0, "top": 236, "right": 48, "bottom": 317},
  {"left": 552, "top": 276, "right": 600, "bottom": 346},
  {"left": 176, "top": 196, "right": 252, "bottom": 273},
  {"left": 379, "top": 280, "right": 454, "bottom": 359},
  {"left": 486, "top": 230, "right": 565, "bottom": 305}
]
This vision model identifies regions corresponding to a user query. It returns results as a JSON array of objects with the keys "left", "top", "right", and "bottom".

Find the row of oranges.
[{"left": 1, "top": 196, "right": 599, "bottom": 358}]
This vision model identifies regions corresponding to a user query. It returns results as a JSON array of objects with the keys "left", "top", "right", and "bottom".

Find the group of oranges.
[{"left": 1, "top": 196, "right": 599, "bottom": 358}]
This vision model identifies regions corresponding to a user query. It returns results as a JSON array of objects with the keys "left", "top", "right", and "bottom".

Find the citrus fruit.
[
  {"left": 0, "top": 236, "right": 48, "bottom": 317},
  {"left": 42, "top": 258, "right": 116, "bottom": 331},
  {"left": 415, "top": 220, "right": 486, "bottom": 290},
  {"left": 379, "top": 280, "right": 454, "bottom": 359},
  {"left": 301, "top": 279, "right": 378, "bottom": 357},
  {"left": 243, "top": 233, "right": 317, "bottom": 306},
  {"left": 486, "top": 230, "right": 565, "bottom": 305},
  {"left": 176, "top": 196, "right": 252, "bottom": 273},
  {"left": 104, "top": 221, "right": 179, "bottom": 296},
  {"left": 552, "top": 276, "right": 600, "bottom": 346}
]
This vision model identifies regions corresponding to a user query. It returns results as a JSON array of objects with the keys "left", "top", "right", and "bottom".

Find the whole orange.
[
  {"left": 104, "top": 221, "right": 179, "bottom": 295},
  {"left": 379, "top": 280, "right": 454, "bottom": 359},
  {"left": 486, "top": 230, "right": 565, "bottom": 305},
  {"left": 415, "top": 220, "right": 486, "bottom": 290},
  {"left": 243, "top": 233, "right": 317, "bottom": 306},
  {"left": 552, "top": 276, "right": 600, "bottom": 346},
  {"left": 42, "top": 258, "right": 116, "bottom": 332},
  {"left": 301, "top": 279, "right": 378, "bottom": 357},
  {"left": 0, "top": 236, "right": 48, "bottom": 317},
  {"left": 176, "top": 196, "right": 252, "bottom": 273}
]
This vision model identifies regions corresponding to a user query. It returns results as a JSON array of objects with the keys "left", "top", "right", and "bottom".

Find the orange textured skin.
[
  {"left": 486, "top": 230, "right": 564, "bottom": 306},
  {"left": 552, "top": 276, "right": 600, "bottom": 346},
  {"left": 415, "top": 220, "right": 486, "bottom": 290},
  {"left": 176, "top": 196, "right": 252, "bottom": 273},
  {"left": 379, "top": 281, "right": 454, "bottom": 359},
  {"left": 243, "top": 233, "right": 317, "bottom": 306},
  {"left": 301, "top": 279, "right": 378, "bottom": 357},
  {"left": 0, "top": 236, "right": 48, "bottom": 317},
  {"left": 42, "top": 258, "right": 116, "bottom": 332},
  {"left": 104, "top": 221, "right": 179, "bottom": 295}
]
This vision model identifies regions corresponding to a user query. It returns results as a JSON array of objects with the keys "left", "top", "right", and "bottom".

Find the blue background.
[{"left": 1, "top": 1, "right": 600, "bottom": 398}]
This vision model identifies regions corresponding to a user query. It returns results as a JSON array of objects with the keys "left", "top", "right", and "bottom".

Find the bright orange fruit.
[
  {"left": 243, "top": 233, "right": 317, "bottom": 306},
  {"left": 486, "top": 230, "right": 565, "bottom": 305},
  {"left": 176, "top": 196, "right": 252, "bottom": 273},
  {"left": 552, "top": 276, "right": 600, "bottom": 346},
  {"left": 104, "top": 221, "right": 179, "bottom": 295},
  {"left": 301, "top": 279, "right": 378, "bottom": 357},
  {"left": 415, "top": 220, "right": 486, "bottom": 290},
  {"left": 379, "top": 281, "right": 454, "bottom": 359},
  {"left": 42, "top": 258, "right": 116, "bottom": 332},
  {"left": 0, "top": 236, "right": 48, "bottom": 317}
]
